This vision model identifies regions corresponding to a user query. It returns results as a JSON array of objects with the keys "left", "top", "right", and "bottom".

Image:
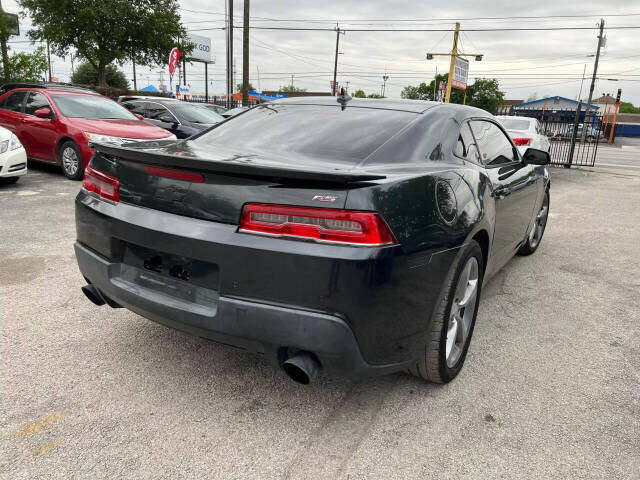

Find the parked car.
[
  {"left": 121, "top": 98, "right": 224, "bottom": 139},
  {"left": 496, "top": 115, "right": 551, "bottom": 153},
  {"left": 0, "top": 87, "right": 177, "bottom": 180},
  {"left": 75, "top": 97, "right": 550, "bottom": 385},
  {"left": 0, "top": 125, "right": 27, "bottom": 184},
  {"left": 576, "top": 124, "right": 603, "bottom": 140},
  {"left": 221, "top": 106, "right": 249, "bottom": 118}
]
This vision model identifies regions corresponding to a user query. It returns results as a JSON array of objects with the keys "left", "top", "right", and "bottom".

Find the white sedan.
[
  {"left": 496, "top": 116, "right": 551, "bottom": 154},
  {"left": 0, "top": 126, "right": 27, "bottom": 184}
]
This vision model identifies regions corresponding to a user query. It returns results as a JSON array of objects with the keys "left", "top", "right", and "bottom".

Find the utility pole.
[
  {"left": 332, "top": 24, "right": 344, "bottom": 96},
  {"left": 256, "top": 64, "right": 261, "bottom": 92},
  {"left": 581, "top": 18, "right": 604, "bottom": 143},
  {"left": 577, "top": 63, "right": 586, "bottom": 100},
  {"left": 226, "top": 0, "right": 233, "bottom": 108},
  {"left": 426, "top": 23, "right": 483, "bottom": 103},
  {"left": 291, "top": 74, "right": 294, "bottom": 89},
  {"left": 0, "top": 0, "right": 9, "bottom": 79},
  {"left": 132, "top": 58, "right": 137, "bottom": 91},
  {"left": 444, "top": 23, "right": 460, "bottom": 103},
  {"left": 433, "top": 65, "right": 438, "bottom": 100},
  {"left": 241, "top": 0, "right": 249, "bottom": 106},
  {"left": 381, "top": 73, "right": 388, "bottom": 97},
  {"left": 46, "top": 40, "right": 52, "bottom": 81}
]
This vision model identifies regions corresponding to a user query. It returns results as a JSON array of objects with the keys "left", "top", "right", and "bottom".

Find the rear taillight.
[
  {"left": 239, "top": 203, "right": 397, "bottom": 246},
  {"left": 144, "top": 165, "right": 204, "bottom": 183},
  {"left": 83, "top": 166, "right": 119, "bottom": 202},
  {"left": 513, "top": 137, "right": 532, "bottom": 146}
]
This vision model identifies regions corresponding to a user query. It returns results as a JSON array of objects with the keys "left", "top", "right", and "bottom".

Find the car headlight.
[
  {"left": 0, "top": 134, "right": 23, "bottom": 153},
  {"left": 83, "top": 132, "right": 124, "bottom": 145},
  {"left": 9, "top": 133, "right": 22, "bottom": 151},
  {"left": 164, "top": 134, "right": 177, "bottom": 141}
]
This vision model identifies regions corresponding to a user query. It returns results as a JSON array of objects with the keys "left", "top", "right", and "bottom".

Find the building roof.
[
  {"left": 593, "top": 94, "right": 616, "bottom": 105},
  {"left": 513, "top": 95, "right": 599, "bottom": 110}
]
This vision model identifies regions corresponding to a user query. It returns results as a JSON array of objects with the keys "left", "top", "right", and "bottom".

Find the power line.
[{"left": 189, "top": 25, "right": 640, "bottom": 32}]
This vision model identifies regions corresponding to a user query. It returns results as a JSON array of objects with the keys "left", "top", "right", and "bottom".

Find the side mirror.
[
  {"left": 34, "top": 108, "right": 52, "bottom": 119},
  {"left": 523, "top": 147, "right": 550, "bottom": 166},
  {"left": 134, "top": 113, "right": 144, "bottom": 120}
]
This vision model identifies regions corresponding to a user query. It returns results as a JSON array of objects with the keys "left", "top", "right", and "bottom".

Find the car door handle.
[{"left": 492, "top": 187, "right": 511, "bottom": 199}]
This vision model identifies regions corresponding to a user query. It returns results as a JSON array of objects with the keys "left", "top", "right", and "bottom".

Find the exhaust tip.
[
  {"left": 81, "top": 284, "right": 106, "bottom": 306},
  {"left": 282, "top": 351, "right": 320, "bottom": 385}
]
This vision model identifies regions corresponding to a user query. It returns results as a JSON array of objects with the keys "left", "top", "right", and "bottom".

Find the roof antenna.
[{"left": 336, "top": 87, "right": 352, "bottom": 110}]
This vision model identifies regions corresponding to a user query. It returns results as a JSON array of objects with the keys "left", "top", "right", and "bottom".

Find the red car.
[{"left": 0, "top": 86, "right": 176, "bottom": 179}]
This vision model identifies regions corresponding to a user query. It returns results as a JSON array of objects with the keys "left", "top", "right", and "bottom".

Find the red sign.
[{"left": 168, "top": 47, "right": 181, "bottom": 79}]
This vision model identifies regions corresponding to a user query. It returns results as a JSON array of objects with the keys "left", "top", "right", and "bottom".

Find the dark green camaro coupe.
[{"left": 74, "top": 96, "right": 550, "bottom": 384}]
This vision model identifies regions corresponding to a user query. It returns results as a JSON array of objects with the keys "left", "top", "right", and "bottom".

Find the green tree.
[
  {"left": 278, "top": 84, "right": 307, "bottom": 93},
  {"left": 3, "top": 46, "right": 48, "bottom": 81},
  {"left": 527, "top": 92, "right": 539, "bottom": 102},
  {"left": 367, "top": 93, "right": 383, "bottom": 98},
  {"left": 237, "top": 82, "right": 254, "bottom": 93},
  {"left": 353, "top": 89, "right": 366, "bottom": 98},
  {"left": 18, "top": 0, "right": 190, "bottom": 87},
  {"left": 466, "top": 78, "right": 504, "bottom": 114},
  {"left": 401, "top": 75, "right": 504, "bottom": 113},
  {"left": 619, "top": 102, "right": 640, "bottom": 114},
  {"left": 71, "top": 62, "right": 129, "bottom": 89}
]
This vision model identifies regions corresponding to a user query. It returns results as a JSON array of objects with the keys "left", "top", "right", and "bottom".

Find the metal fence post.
[{"left": 566, "top": 101, "right": 582, "bottom": 169}]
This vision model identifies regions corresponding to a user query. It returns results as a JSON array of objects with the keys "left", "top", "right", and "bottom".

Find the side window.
[
  {"left": 147, "top": 103, "right": 176, "bottom": 123},
  {"left": 470, "top": 120, "right": 516, "bottom": 166},
  {"left": 0, "top": 91, "right": 28, "bottom": 113},
  {"left": 25, "top": 92, "right": 52, "bottom": 116},
  {"left": 122, "top": 101, "right": 147, "bottom": 116},
  {"left": 454, "top": 122, "right": 481, "bottom": 163}
]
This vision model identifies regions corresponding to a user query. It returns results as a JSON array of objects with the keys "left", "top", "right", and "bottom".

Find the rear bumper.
[
  {"left": 75, "top": 241, "right": 411, "bottom": 377},
  {"left": 75, "top": 190, "right": 458, "bottom": 374},
  {"left": 0, "top": 147, "right": 27, "bottom": 177}
]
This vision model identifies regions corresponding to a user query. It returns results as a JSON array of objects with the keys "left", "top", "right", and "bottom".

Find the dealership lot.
[{"left": 1, "top": 149, "right": 639, "bottom": 479}]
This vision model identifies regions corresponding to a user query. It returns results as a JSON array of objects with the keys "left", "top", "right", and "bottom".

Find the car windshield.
[
  {"left": 171, "top": 103, "right": 224, "bottom": 124},
  {"left": 192, "top": 103, "right": 416, "bottom": 162},
  {"left": 51, "top": 94, "right": 137, "bottom": 120},
  {"left": 499, "top": 118, "right": 532, "bottom": 131}
]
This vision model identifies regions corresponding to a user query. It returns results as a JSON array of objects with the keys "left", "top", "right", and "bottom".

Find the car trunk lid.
[{"left": 89, "top": 141, "right": 384, "bottom": 225}]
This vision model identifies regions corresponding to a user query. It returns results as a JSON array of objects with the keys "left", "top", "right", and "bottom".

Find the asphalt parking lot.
[{"left": 1, "top": 148, "right": 639, "bottom": 480}]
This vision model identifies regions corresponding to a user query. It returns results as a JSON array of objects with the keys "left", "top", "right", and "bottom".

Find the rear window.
[
  {"left": 192, "top": 104, "right": 416, "bottom": 161},
  {"left": 498, "top": 118, "right": 531, "bottom": 131},
  {"left": 50, "top": 94, "right": 136, "bottom": 120}
]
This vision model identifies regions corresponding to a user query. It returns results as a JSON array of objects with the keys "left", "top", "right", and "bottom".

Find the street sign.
[
  {"left": 452, "top": 56, "right": 469, "bottom": 90},
  {"left": 187, "top": 33, "right": 213, "bottom": 63}
]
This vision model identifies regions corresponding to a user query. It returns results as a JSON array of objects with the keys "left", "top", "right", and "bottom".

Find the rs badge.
[{"left": 312, "top": 195, "right": 338, "bottom": 202}]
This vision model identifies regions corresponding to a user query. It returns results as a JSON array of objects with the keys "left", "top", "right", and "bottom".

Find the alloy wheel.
[
  {"left": 62, "top": 147, "right": 79, "bottom": 177},
  {"left": 446, "top": 256, "right": 479, "bottom": 368},
  {"left": 528, "top": 193, "right": 549, "bottom": 249}
]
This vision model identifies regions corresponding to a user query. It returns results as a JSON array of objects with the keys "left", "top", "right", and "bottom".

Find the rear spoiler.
[{"left": 92, "top": 143, "right": 386, "bottom": 184}]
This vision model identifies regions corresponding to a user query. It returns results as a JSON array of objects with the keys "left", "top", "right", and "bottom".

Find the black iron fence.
[{"left": 508, "top": 105, "right": 605, "bottom": 167}]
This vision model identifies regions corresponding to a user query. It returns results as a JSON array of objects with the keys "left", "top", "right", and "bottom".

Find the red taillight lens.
[
  {"left": 513, "top": 137, "right": 532, "bottom": 146},
  {"left": 239, "top": 203, "right": 397, "bottom": 246},
  {"left": 83, "top": 166, "right": 119, "bottom": 202}
]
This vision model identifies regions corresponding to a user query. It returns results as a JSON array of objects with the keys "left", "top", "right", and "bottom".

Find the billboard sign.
[
  {"left": 452, "top": 56, "right": 469, "bottom": 90},
  {"left": 187, "top": 34, "right": 213, "bottom": 63}
]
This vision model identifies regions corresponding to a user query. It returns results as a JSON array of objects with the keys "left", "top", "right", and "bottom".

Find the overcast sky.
[{"left": 4, "top": 0, "right": 640, "bottom": 105}]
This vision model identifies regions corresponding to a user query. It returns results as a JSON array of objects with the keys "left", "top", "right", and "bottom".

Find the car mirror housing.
[
  {"left": 34, "top": 108, "right": 52, "bottom": 119},
  {"left": 522, "top": 147, "right": 550, "bottom": 166}
]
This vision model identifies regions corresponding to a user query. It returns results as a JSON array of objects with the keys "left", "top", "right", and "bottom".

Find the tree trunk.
[{"left": 98, "top": 62, "right": 107, "bottom": 87}]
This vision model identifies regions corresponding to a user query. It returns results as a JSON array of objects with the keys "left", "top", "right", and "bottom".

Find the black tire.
[
  {"left": 58, "top": 140, "right": 84, "bottom": 180},
  {"left": 0, "top": 176, "right": 19, "bottom": 185},
  {"left": 518, "top": 189, "right": 550, "bottom": 256},
  {"left": 409, "top": 240, "right": 484, "bottom": 383}
]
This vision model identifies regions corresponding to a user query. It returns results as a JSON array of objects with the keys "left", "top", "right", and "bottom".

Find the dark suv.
[{"left": 122, "top": 99, "right": 224, "bottom": 139}]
